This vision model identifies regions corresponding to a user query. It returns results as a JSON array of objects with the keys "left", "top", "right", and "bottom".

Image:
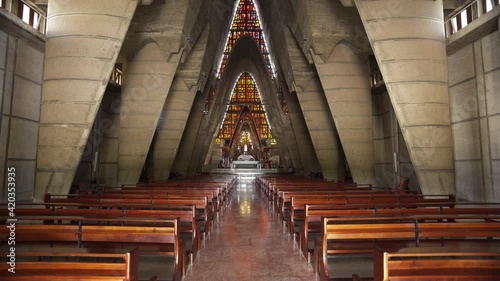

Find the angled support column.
[
  {"left": 295, "top": 78, "right": 340, "bottom": 180},
  {"left": 188, "top": 117, "right": 213, "bottom": 176},
  {"left": 355, "top": 0, "right": 455, "bottom": 194},
  {"left": 172, "top": 90, "right": 206, "bottom": 177},
  {"left": 286, "top": 91, "right": 320, "bottom": 174},
  {"left": 152, "top": 25, "right": 210, "bottom": 180},
  {"left": 153, "top": 79, "right": 196, "bottom": 180},
  {"left": 282, "top": 120, "right": 303, "bottom": 170},
  {"left": 313, "top": 44, "right": 374, "bottom": 184},
  {"left": 35, "top": 0, "right": 139, "bottom": 200},
  {"left": 117, "top": 42, "right": 181, "bottom": 185}
]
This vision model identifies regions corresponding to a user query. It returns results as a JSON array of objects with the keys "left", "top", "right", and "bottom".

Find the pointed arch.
[
  {"left": 217, "top": 0, "right": 277, "bottom": 79},
  {"left": 218, "top": 72, "right": 272, "bottom": 147}
]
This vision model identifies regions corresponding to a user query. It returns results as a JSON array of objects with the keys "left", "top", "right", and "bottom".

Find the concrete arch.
[
  {"left": 197, "top": 36, "right": 301, "bottom": 172},
  {"left": 313, "top": 41, "right": 375, "bottom": 184},
  {"left": 125, "top": 38, "right": 165, "bottom": 62}
]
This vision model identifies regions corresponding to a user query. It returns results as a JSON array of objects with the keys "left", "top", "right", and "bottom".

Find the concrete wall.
[
  {"left": 447, "top": 26, "right": 500, "bottom": 202},
  {"left": 0, "top": 11, "right": 44, "bottom": 202},
  {"left": 372, "top": 91, "right": 419, "bottom": 191}
]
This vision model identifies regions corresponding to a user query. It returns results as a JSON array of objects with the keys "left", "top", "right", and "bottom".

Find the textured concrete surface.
[
  {"left": 285, "top": 28, "right": 339, "bottom": 179},
  {"left": 356, "top": 0, "right": 455, "bottom": 194},
  {"left": 117, "top": 42, "right": 179, "bottom": 185},
  {"left": 34, "top": 0, "right": 138, "bottom": 200},
  {"left": 448, "top": 27, "right": 500, "bottom": 201},
  {"left": 0, "top": 12, "right": 44, "bottom": 202},
  {"left": 314, "top": 43, "right": 374, "bottom": 184},
  {"left": 153, "top": 26, "right": 209, "bottom": 180},
  {"left": 2, "top": 0, "right": 500, "bottom": 202}
]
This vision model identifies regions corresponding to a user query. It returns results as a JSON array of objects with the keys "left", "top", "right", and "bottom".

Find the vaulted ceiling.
[{"left": 34, "top": 0, "right": 456, "bottom": 200}]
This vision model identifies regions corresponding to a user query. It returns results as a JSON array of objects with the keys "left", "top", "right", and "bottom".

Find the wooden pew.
[
  {"left": 0, "top": 247, "right": 157, "bottom": 281},
  {"left": 315, "top": 215, "right": 500, "bottom": 281},
  {"left": 278, "top": 189, "right": 401, "bottom": 216},
  {"left": 0, "top": 205, "right": 201, "bottom": 263},
  {"left": 368, "top": 245, "right": 500, "bottom": 281},
  {"left": 300, "top": 204, "right": 500, "bottom": 264},
  {"left": 43, "top": 195, "right": 213, "bottom": 237},
  {"left": 93, "top": 189, "right": 222, "bottom": 213},
  {"left": 288, "top": 194, "right": 455, "bottom": 235},
  {"left": 0, "top": 218, "right": 186, "bottom": 281},
  {"left": 278, "top": 191, "right": 427, "bottom": 227}
]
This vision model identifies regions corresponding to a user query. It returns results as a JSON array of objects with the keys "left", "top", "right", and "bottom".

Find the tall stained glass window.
[
  {"left": 217, "top": 73, "right": 273, "bottom": 145},
  {"left": 217, "top": 0, "right": 275, "bottom": 78},
  {"left": 214, "top": 0, "right": 280, "bottom": 147}
]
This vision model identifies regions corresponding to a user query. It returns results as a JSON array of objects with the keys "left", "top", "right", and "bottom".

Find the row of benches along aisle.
[
  {"left": 256, "top": 176, "right": 500, "bottom": 281},
  {"left": 0, "top": 175, "right": 238, "bottom": 281}
]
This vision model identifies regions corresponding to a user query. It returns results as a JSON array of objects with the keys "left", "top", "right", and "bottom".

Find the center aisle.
[{"left": 183, "top": 179, "right": 318, "bottom": 281}]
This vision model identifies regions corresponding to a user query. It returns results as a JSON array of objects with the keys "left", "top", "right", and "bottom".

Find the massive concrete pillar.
[
  {"left": 188, "top": 116, "right": 212, "bottom": 176},
  {"left": 117, "top": 42, "right": 180, "bottom": 185},
  {"left": 313, "top": 43, "right": 375, "bottom": 184},
  {"left": 355, "top": 0, "right": 455, "bottom": 194},
  {"left": 171, "top": 90, "right": 206, "bottom": 177},
  {"left": 286, "top": 91, "right": 320, "bottom": 174},
  {"left": 152, "top": 79, "right": 196, "bottom": 180},
  {"left": 295, "top": 78, "right": 340, "bottom": 180},
  {"left": 152, "top": 25, "right": 209, "bottom": 180},
  {"left": 284, "top": 27, "right": 338, "bottom": 179},
  {"left": 282, "top": 120, "right": 303, "bottom": 170},
  {"left": 35, "top": 0, "right": 138, "bottom": 200}
]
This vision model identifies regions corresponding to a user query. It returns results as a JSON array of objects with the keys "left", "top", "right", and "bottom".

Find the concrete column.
[
  {"left": 152, "top": 24, "right": 209, "bottom": 180},
  {"left": 34, "top": 0, "right": 138, "bottom": 200},
  {"left": 313, "top": 43, "right": 375, "bottom": 184},
  {"left": 295, "top": 78, "right": 340, "bottom": 180},
  {"left": 153, "top": 78, "right": 196, "bottom": 180},
  {"left": 355, "top": 0, "right": 455, "bottom": 194},
  {"left": 171, "top": 91, "right": 206, "bottom": 177},
  {"left": 188, "top": 118, "right": 212, "bottom": 176},
  {"left": 282, "top": 120, "right": 303, "bottom": 170},
  {"left": 286, "top": 92, "right": 321, "bottom": 174},
  {"left": 117, "top": 42, "right": 180, "bottom": 185}
]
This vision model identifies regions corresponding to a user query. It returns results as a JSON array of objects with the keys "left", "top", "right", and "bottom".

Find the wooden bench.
[
  {"left": 0, "top": 205, "right": 200, "bottom": 263},
  {"left": 0, "top": 247, "right": 157, "bottom": 281},
  {"left": 278, "top": 191, "right": 431, "bottom": 227},
  {"left": 0, "top": 218, "right": 186, "bottom": 281},
  {"left": 300, "top": 204, "right": 500, "bottom": 264},
  {"left": 92, "top": 188, "right": 222, "bottom": 213},
  {"left": 43, "top": 195, "right": 213, "bottom": 237},
  {"left": 315, "top": 215, "right": 500, "bottom": 281},
  {"left": 289, "top": 194, "right": 455, "bottom": 235},
  {"left": 121, "top": 180, "right": 233, "bottom": 206},
  {"left": 364, "top": 245, "right": 500, "bottom": 281},
  {"left": 277, "top": 189, "right": 402, "bottom": 215}
]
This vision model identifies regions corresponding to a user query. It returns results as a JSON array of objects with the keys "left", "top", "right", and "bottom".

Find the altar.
[{"left": 231, "top": 160, "right": 260, "bottom": 169}]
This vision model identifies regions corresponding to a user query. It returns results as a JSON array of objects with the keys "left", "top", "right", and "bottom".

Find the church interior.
[{"left": 0, "top": 0, "right": 500, "bottom": 280}]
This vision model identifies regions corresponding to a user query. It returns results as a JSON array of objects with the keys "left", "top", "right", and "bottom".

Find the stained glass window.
[
  {"left": 217, "top": 73, "right": 273, "bottom": 145},
  {"left": 217, "top": 0, "right": 275, "bottom": 78},
  {"left": 214, "top": 0, "right": 282, "bottom": 146}
]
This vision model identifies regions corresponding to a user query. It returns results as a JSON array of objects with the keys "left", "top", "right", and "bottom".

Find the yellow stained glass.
[{"left": 217, "top": 73, "right": 273, "bottom": 143}]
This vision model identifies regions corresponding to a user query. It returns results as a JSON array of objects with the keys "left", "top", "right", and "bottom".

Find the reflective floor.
[{"left": 182, "top": 179, "right": 318, "bottom": 281}]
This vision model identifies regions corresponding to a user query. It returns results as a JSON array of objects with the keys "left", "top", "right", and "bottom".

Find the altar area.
[
  {"left": 231, "top": 154, "right": 260, "bottom": 169},
  {"left": 231, "top": 160, "right": 260, "bottom": 169}
]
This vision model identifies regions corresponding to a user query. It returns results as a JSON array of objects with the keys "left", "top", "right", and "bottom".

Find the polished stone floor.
[{"left": 183, "top": 179, "right": 319, "bottom": 281}]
